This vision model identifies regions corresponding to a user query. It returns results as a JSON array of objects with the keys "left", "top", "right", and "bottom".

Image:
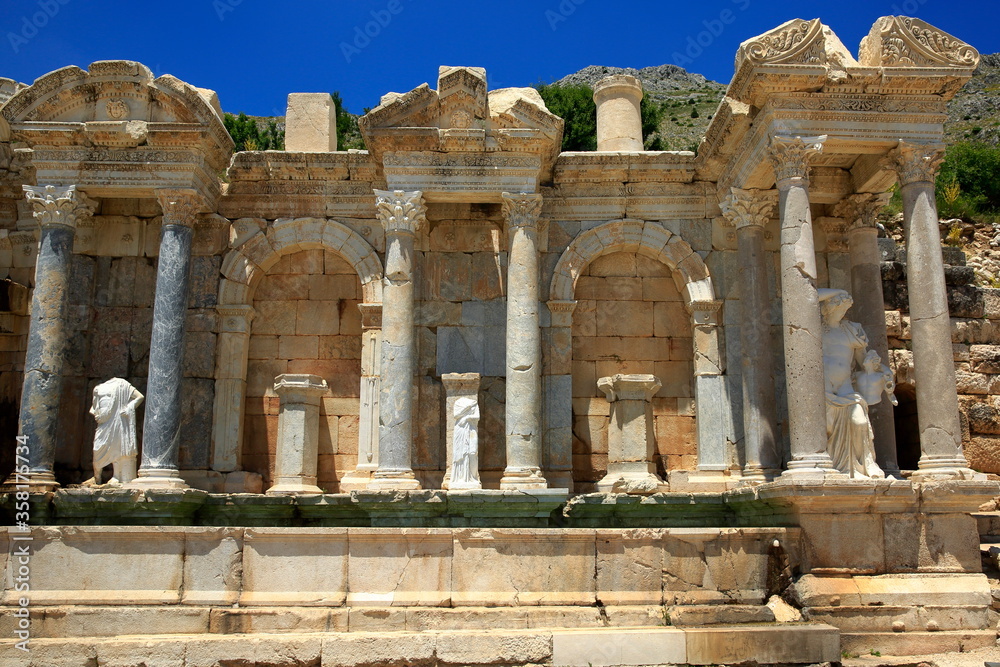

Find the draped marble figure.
[
  {"left": 90, "top": 378, "right": 144, "bottom": 485},
  {"left": 819, "top": 289, "right": 889, "bottom": 479},
  {"left": 450, "top": 396, "right": 481, "bottom": 490}
]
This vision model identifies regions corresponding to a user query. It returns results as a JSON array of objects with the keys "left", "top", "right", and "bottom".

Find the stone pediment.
[
  {"left": 859, "top": 16, "right": 980, "bottom": 68},
  {"left": 359, "top": 66, "right": 563, "bottom": 201}
]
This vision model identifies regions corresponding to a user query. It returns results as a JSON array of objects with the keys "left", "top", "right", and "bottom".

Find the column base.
[
  {"left": 339, "top": 468, "right": 374, "bottom": 492},
  {"left": 127, "top": 468, "right": 189, "bottom": 490},
  {"left": 2, "top": 470, "right": 59, "bottom": 492},
  {"left": 595, "top": 471, "right": 666, "bottom": 495},
  {"left": 500, "top": 467, "right": 548, "bottom": 490},
  {"left": 266, "top": 480, "right": 323, "bottom": 496},
  {"left": 740, "top": 466, "right": 782, "bottom": 485},
  {"left": 911, "top": 455, "right": 982, "bottom": 482},
  {"left": 781, "top": 454, "right": 842, "bottom": 480},
  {"left": 367, "top": 469, "right": 422, "bottom": 491}
]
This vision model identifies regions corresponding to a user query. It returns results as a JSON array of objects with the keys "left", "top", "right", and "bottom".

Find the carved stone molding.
[
  {"left": 833, "top": 192, "right": 893, "bottom": 230},
  {"left": 720, "top": 188, "right": 775, "bottom": 229},
  {"left": 768, "top": 135, "right": 827, "bottom": 186},
  {"left": 22, "top": 184, "right": 96, "bottom": 229},
  {"left": 859, "top": 16, "right": 979, "bottom": 68},
  {"left": 374, "top": 189, "right": 427, "bottom": 236},
  {"left": 736, "top": 18, "right": 825, "bottom": 67},
  {"left": 155, "top": 188, "right": 205, "bottom": 228},
  {"left": 217, "top": 305, "right": 255, "bottom": 334},
  {"left": 819, "top": 217, "right": 849, "bottom": 252},
  {"left": 501, "top": 192, "right": 543, "bottom": 230},
  {"left": 358, "top": 303, "right": 383, "bottom": 330},
  {"left": 886, "top": 141, "right": 945, "bottom": 186}
]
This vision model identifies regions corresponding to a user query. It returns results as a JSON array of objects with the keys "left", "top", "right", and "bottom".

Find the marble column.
[
  {"left": 837, "top": 193, "right": 900, "bottom": 476},
  {"left": 15, "top": 185, "right": 94, "bottom": 491},
  {"left": 442, "top": 372, "right": 481, "bottom": 490},
  {"left": 133, "top": 189, "right": 203, "bottom": 488},
  {"left": 267, "top": 374, "right": 328, "bottom": 495},
  {"left": 500, "top": 192, "right": 547, "bottom": 490},
  {"left": 768, "top": 135, "right": 838, "bottom": 477},
  {"left": 544, "top": 299, "right": 577, "bottom": 490},
  {"left": 721, "top": 188, "right": 781, "bottom": 480},
  {"left": 888, "top": 141, "right": 975, "bottom": 480},
  {"left": 341, "top": 303, "right": 382, "bottom": 491},
  {"left": 211, "top": 305, "right": 255, "bottom": 472},
  {"left": 596, "top": 373, "right": 663, "bottom": 494},
  {"left": 368, "top": 190, "right": 425, "bottom": 490}
]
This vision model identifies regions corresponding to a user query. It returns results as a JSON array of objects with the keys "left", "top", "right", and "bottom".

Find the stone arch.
[{"left": 549, "top": 219, "right": 715, "bottom": 309}]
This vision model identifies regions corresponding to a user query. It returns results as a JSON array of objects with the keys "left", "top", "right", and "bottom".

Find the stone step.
[
  {"left": 840, "top": 630, "right": 997, "bottom": 657},
  {"left": 974, "top": 511, "right": 1000, "bottom": 538},
  {"left": 0, "top": 625, "right": 842, "bottom": 667}
]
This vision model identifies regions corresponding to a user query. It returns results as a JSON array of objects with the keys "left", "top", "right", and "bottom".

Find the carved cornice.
[
  {"left": 374, "top": 189, "right": 427, "bottom": 236},
  {"left": 501, "top": 192, "right": 543, "bottom": 230},
  {"left": 735, "top": 18, "right": 825, "bottom": 68},
  {"left": 885, "top": 141, "right": 945, "bottom": 186},
  {"left": 720, "top": 188, "right": 775, "bottom": 230},
  {"left": 859, "top": 16, "right": 979, "bottom": 68},
  {"left": 832, "top": 192, "right": 893, "bottom": 230},
  {"left": 22, "top": 184, "right": 96, "bottom": 230},
  {"left": 155, "top": 188, "right": 204, "bottom": 227},
  {"left": 768, "top": 135, "right": 826, "bottom": 186}
]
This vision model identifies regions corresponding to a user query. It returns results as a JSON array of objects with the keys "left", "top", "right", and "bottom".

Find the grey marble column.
[
  {"left": 837, "top": 193, "right": 900, "bottom": 476},
  {"left": 368, "top": 190, "right": 425, "bottom": 490},
  {"left": 888, "top": 142, "right": 975, "bottom": 480},
  {"left": 500, "top": 192, "right": 547, "bottom": 490},
  {"left": 768, "top": 135, "right": 838, "bottom": 478},
  {"left": 15, "top": 185, "right": 94, "bottom": 491},
  {"left": 133, "top": 189, "right": 203, "bottom": 488},
  {"left": 721, "top": 188, "right": 781, "bottom": 481}
]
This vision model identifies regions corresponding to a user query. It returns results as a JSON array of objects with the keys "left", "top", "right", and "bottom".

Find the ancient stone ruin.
[{"left": 0, "top": 15, "right": 998, "bottom": 667}]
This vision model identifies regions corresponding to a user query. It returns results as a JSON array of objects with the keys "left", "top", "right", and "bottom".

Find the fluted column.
[
  {"left": 721, "top": 188, "right": 781, "bottom": 481},
  {"left": 501, "top": 192, "right": 547, "bottom": 490},
  {"left": 134, "top": 188, "right": 204, "bottom": 488},
  {"left": 368, "top": 190, "right": 425, "bottom": 490},
  {"left": 769, "top": 135, "right": 838, "bottom": 477},
  {"left": 15, "top": 185, "right": 94, "bottom": 491},
  {"left": 836, "top": 193, "right": 900, "bottom": 476},
  {"left": 888, "top": 142, "right": 974, "bottom": 480}
]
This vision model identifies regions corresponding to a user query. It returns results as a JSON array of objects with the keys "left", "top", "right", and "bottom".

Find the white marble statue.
[
  {"left": 450, "top": 396, "right": 481, "bottom": 490},
  {"left": 819, "top": 289, "right": 888, "bottom": 479},
  {"left": 90, "top": 378, "right": 144, "bottom": 485}
]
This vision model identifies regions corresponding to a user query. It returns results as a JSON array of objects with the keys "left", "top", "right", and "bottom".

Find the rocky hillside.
[{"left": 945, "top": 53, "right": 1000, "bottom": 145}]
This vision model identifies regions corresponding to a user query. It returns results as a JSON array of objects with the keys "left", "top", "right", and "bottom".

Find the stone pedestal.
[
  {"left": 721, "top": 188, "right": 781, "bottom": 481},
  {"left": 267, "top": 374, "right": 328, "bottom": 495},
  {"left": 768, "top": 136, "right": 838, "bottom": 478},
  {"left": 285, "top": 93, "right": 337, "bottom": 152},
  {"left": 596, "top": 374, "right": 664, "bottom": 495},
  {"left": 593, "top": 75, "right": 644, "bottom": 152},
  {"left": 14, "top": 185, "right": 95, "bottom": 491},
  {"left": 341, "top": 303, "right": 382, "bottom": 491},
  {"left": 211, "top": 305, "right": 255, "bottom": 473},
  {"left": 442, "top": 373, "right": 481, "bottom": 490},
  {"left": 544, "top": 300, "right": 577, "bottom": 491},
  {"left": 889, "top": 142, "right": 975, "bottom": 480},
  {"left": 369, "top": 190, "right": 426, "bottom": 491},
  {"left": 133, "top": 189, "right": 204, "bottom": 489},
  {"left": 500, "top": 192, "right": 547, "bottom": 490}
]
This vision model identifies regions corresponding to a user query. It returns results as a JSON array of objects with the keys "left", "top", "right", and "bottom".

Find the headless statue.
[
  {"left": 90, "top": 378, "right": 144, "bottom": 485},
  {"left": 450, "top": 396, "right": 481, "bottom": 490}
]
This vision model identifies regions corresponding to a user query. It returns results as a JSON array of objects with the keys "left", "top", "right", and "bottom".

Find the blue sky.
[{"left": 3, "top": 0, "right": 998, "bottom": 116}]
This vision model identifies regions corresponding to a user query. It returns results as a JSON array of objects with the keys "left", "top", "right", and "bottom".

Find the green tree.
[
  {"left": 331, "top": 91, "right": 365, "bottom": 150},
  {"left": 936, "top": 141, "right": 1000, "bottom": 218},
  {"left": 223, "top": 112, "right": 284, "bottom": 151},
  {"left": 535, "top": 83, "right": 597, "bottom": 151}
]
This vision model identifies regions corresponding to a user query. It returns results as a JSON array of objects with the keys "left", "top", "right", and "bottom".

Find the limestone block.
[
  {"left": 452, "top": 529, "right": 596, "bottom": 606},
  {"left": 595, "top": 300, "right": 653, "bottom": 337},
  {"left": 21, "top": 606, "right": 210, "bottom": 639},
  {"left": 684, "top": 625, "right": 840, "bottom": 665},
  {"left": 552, "top": 629, "right": 685, "bottom": 666},
  {"left": 296, "top": 300, "right": 339, "bottom": 335},
  {"left": 182, "top": 527, "right": 243, "bottom": 605},
  {"left": 801, "top": 514, "right": 884, "bottom": 574},
  {"left": 240, "top": 528, "right": 347, "bottom": 606},
  {"left": 285, "top": 93, "right": 336, "bottom": 152},
  {"left": 321, "top": 633, "right": 435, "bottom": 667},
  {"left": 436, "top": 631, "right": 553, "bottom": 665},
  {"left": 347, "top": 529, "right": 452, "bottom": 606},
  {"left": 596, "top": 529, "right": 666, "bottom": 605},
  {"left": 971, "top": 344, "right": 1000, "bottom": 374}
]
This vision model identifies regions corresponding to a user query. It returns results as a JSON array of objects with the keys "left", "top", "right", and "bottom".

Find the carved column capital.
[
  {"left": 720, "top": 188, "right": 775, "bottom": 229},
  {"left": 155, "top": 188, "right": 205, "bottom": 228},
  {"left": 358, "top": 303, "right": 382, "bottom": 330},
  {"left": 501, "top": 192, "right": 543, "bottom": 230},
  {"left": 217, "top": 305, "right": 256, "bottom": 333},
  {"left": 23, "top": 184, "right": 96, "bottom": 230},
  {"left": 833, "top": 192, "right": 892, "bottom": 231},
  {"left": 768, "top": 135, "right": 826, "bottom": 186},
  {"left": 818, "top": 217, "right": 850, "bottom": 252},
  {"left": 375, "top": 189, "right": 427, "bottom": 236},
  {"left": 886, "top": 141, "right": 945, "bottom": 187}
]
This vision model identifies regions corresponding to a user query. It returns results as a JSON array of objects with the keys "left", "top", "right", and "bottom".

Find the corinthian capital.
[
  {"left": 886, "top": 141, "right": 945, "bottom": 187},
  {"left": 832, "top": 192, "right": 893, "bottom": 230},
  {"left": 23, "top": 184, "right": 96, "bottom": 230},
  {"left": 374, "top": 189, "right": 427, "bottom": 236},
  {"left": 768, "top": 135, "right": 826, "bottom": 186},
  {"left": 720, "top": 188, "right": 775, "bottom": 229},
  {"left": 501, "top": 192, "right": 543, "bottom": 230},
  {"left": 155, "top": 188, "right": 205, "bottom": 227}
]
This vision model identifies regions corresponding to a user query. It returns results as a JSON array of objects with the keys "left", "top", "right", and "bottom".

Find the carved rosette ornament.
[
  {"left": 23, "top": 184, "right": 96, "bottom": 229},
  {"left": 859, "top": 16, "right": 979, "bottom": 68},
  {"left": 720, "top": 188, "right": 775, "bottom": 229},
  {"left": 736, "top": 18, "right": 825, "bottom": 68},
  {"left": 374, "top": 189, "right": 427, "bottom": 236},
  {"left": 768, "top": 135, "right": 827, "bottom": 186},
  {"left": 155, "top": 188, "right": 204, "bottom": 227},
  {"left": 500, "top": 192, "right": 543, "bottom": 229},
  {"left": 886, "top": 141, "right": 945, "bottom": 186}
]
